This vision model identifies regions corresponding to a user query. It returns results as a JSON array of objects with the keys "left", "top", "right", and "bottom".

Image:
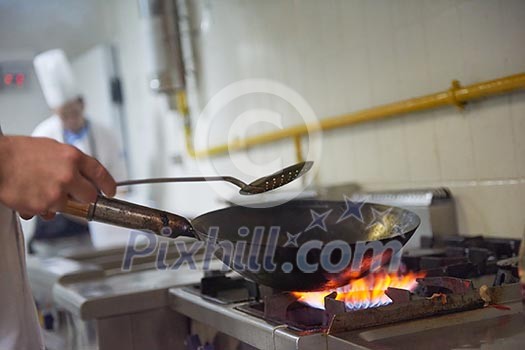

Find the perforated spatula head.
[{"left": 239, "top": 161, "right": 314, "bottom": 195}]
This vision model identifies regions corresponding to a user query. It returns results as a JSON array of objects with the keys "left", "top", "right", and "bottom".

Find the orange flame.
[{"left": 292, "top": 271, "right": 426, "bottom": 310}]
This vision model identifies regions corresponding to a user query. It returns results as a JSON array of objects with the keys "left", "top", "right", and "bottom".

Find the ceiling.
[{"left": 0, "top": 0, "right": 108, "bottom": 58}]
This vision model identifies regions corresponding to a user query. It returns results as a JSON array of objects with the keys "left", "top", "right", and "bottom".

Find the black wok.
[{"left": 65, "top": 198, "right": 420, "bottom": 291}]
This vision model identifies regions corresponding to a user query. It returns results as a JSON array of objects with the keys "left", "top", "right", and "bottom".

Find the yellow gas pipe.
[
  {"left": 175, "top": 90, "right": 196, "bottom": 158},
  {"left": 179, "top": 72, "right": 525, "bottom": 160}
]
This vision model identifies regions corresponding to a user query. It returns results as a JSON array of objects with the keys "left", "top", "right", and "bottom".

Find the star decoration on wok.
[
  {"left": 392, "top": 224, "right": 404, "bottom": 235},
  {"left": 305, "top": 209, "right": 333, "bottom": 232},
  {"left": 392, "top": 222, "right": 410, "bottom": 237},
  {"left": 366, "top": 207, "right": 392, "bottom": 229},
  {"left": 284, "top": 232, "right": 301, "bottom": 247},
  {"left": 337, "top": 195, "right": 366, "bottom": 224}
]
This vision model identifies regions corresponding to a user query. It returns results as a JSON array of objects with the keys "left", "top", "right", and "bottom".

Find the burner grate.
[
  {"left": 327, "top": 287, "right": 485, "bottom": 333},
  {"left": 234, "top": 277, "right": 518, "bottom": 334}
]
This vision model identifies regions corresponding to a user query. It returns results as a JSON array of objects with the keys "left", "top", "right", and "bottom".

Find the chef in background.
[{"left": 30, "top": 49, "right": 127, "bottom": 252}]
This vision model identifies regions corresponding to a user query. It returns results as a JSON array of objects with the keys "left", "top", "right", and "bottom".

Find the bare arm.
[{"left": 0, "top": 136, "right": 116, "bottom": 219}]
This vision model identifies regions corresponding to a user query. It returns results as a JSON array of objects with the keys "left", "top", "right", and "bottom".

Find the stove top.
[
  {"left": 168, "top": 235, "right": 525, "bottom": 349},
  {"left": 169, "top": 283, "right": 524, "bottom": 350}
]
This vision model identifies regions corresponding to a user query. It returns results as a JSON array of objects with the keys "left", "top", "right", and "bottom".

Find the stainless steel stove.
[
  {"left": 168, "top": 235, "right": 525, "bottom": 350},
  {"left": 46, "top": 234, "right": 525, "bottom": 350},
  {"left": 169, "top": 283, "right": 524, "bottom": 350}
]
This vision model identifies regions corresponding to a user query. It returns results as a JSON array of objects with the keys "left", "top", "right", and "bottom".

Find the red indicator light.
[
  {"left": 3, "top": 73, "right": 13, "bottom": 86},
  {"left": 15, "top": 73, "right": 25, "bottom": 86}
]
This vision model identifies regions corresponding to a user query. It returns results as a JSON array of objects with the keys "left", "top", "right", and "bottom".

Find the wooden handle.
[{"left": 63, "top": 200, "right": 91, "bottom": 219}]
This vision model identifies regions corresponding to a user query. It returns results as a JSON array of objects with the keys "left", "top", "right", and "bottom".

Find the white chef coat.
[
  {"left": 32, "top": 114, "right": 127, "bottom": 182},
  {"left": 32, "top": 115, "right": 130, "bottom": 247},
  {"left": 0, "top": 129, "right": 45, "bottom": 350}
]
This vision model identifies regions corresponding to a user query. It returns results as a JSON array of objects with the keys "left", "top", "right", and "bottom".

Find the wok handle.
[{"left": 63, "top": 196, "right": 194, "bottom": 238}]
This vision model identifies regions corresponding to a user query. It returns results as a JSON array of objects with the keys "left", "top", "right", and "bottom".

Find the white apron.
[{"left": 0, "top": 130, "right": 44, "bottom": 349}]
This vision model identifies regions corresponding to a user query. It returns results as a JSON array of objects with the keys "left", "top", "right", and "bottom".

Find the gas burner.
[
  {"left": 420, "top": 235, "right": 520, "bottom": 259},
  {"left": 234, "top": 276, "right": 515, "bottom": 333},
  {"left": 185, "top": 270, "right": 260, "bottom": 304},
  {"left": 494, "top": 257, "right": 520, "bottom": 286},
  {"left": 405, "top": 235, "right": 520, "bottom": 279}
]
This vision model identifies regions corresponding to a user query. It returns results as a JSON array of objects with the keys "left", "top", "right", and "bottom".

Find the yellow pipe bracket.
[
  {"left": 293, "top": 135, "right": 304, "bottom": 163},
  {"left": 448, "top": 79, "right": 466, "bottom": 110}
]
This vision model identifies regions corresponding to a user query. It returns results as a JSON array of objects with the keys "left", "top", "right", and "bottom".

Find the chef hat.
[{"left": 33, "top": 49, "right": 81, "bottom": 109}]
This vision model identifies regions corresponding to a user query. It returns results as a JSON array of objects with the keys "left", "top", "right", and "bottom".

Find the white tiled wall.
[{"left": 102, "top": 0, "right": 525, "bottom": 237}]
